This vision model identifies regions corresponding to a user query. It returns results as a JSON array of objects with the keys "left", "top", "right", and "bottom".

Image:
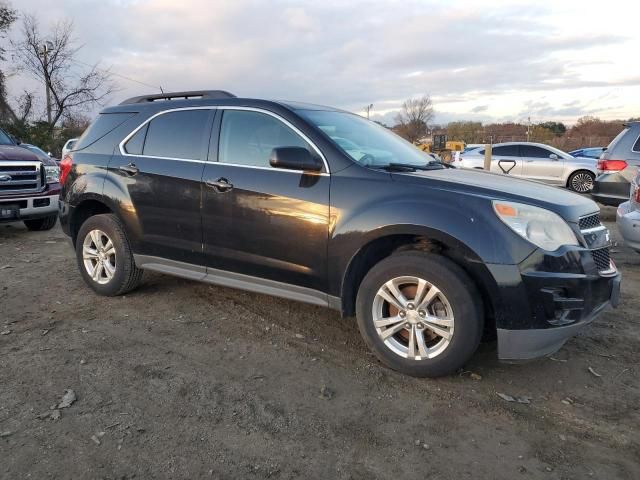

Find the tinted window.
[
  {"left": 492, "top": 145, "right": 520, "bottom": 156},
  {"left": 75, "top": 113, "right": 134, "bottom": 150},
  {"left": 520, "top": 145, "right": 552, "bottom": 158},
  {"left": 143, "top": 110, "right": 210, "bottom": 159},
  {"left": 124, "top": 124, "right": 148, "bottom": 155},
  {"left": 0, "top": 129, "right": 14, "bottom": 145},
  {"left": 633, "top": 135, "right": 640, "bottom": 153},
  {"left": 218, "top": 110, "right": 311, "bottom": 167}
]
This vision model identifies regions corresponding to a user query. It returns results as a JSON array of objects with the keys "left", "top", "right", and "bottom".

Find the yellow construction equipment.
[{"left": 414, "top": 135, "right": 464, "bottom": 162}]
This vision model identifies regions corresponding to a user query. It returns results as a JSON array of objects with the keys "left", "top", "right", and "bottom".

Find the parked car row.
[{"left": 457, "top": 142, "right": 597, "bottom": 193}]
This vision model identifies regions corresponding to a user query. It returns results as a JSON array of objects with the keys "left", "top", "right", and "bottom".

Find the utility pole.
[
  {"left": 364, "top": 104, "right": 373, "bottom": 119},
  {"left": 39, "top": 41, "right": 54, "bottom": 125},
  {"left": 526, "top": 116, "right": 531, "bottom": 142}
]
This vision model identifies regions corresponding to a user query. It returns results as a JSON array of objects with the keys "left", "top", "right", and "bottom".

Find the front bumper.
[
  {"left": 497, "top": 274, "right": 620, "bottom": 360},
  {"left": 0, "top": 192, "right": 59, "bottom": 223},
  {"left": 616, "top": 201, "right": 640, "bottom": 252},
  {"left": 489, "top": 245, "right": 621, "bottom": 361}
]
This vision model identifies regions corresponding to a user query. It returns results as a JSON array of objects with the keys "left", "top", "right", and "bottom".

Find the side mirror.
[
  {"left": 549, "top": 153, "right": 559, "bottom": 160},
  {"left": 269, "top": 147, "right": 322, "bottom": 172}
]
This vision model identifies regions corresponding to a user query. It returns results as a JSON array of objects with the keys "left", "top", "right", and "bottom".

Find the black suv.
[{"left": 59, "top": 91, "right": 620, "bottom": 377}]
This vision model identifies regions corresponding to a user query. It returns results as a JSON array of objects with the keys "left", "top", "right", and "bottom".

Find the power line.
[{"left": 70, "top": 59, "right": 163, "bottom": 92}]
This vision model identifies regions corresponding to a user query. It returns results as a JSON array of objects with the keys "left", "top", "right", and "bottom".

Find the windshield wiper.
[{"left": 374, "top": 162, "right": 447, "bottom": 172}]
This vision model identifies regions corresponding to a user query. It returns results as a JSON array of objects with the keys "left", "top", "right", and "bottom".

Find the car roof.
[{"left": 102, "top": 91, "right": 344, "bottom": 115}]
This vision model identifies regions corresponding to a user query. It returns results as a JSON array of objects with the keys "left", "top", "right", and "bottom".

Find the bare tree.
[
  {"left": 12, "top": 14, "right": 115, "bottom": 131},
  {"left": 394, "top": 95, "right": 434, "bottom": 143},
  {"left": 0, "top": 3, "right": 17, "bottom": 123}
]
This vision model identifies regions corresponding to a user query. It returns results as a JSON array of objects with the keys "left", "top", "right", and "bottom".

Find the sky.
[{"left": 6, "top": 0, "right": 640, "bottom": 126}]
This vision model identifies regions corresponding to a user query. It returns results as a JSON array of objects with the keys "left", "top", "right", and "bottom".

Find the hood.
[
  {"left": 392, "top": 167, "right": 599, "bottom": 223},
  {"left": 0, "top": 145, "right": 41, "bottom": 162}
]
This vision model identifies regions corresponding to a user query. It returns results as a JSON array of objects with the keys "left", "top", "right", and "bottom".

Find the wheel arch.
[
  {"left": 339, "top": 226, "right": 500, "bottom": 337},
  {"left": 69, "top": 195, "right": 116, "bottom": 245}
]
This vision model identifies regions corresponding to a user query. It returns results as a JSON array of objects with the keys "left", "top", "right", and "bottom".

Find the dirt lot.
[{"left": 1, "top": 207, "right": 638, "bottom": 479}]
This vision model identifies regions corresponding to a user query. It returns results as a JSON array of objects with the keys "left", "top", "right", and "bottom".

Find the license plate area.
[{"left": 0, "top": 204, "right": 21, "bottom": 219}]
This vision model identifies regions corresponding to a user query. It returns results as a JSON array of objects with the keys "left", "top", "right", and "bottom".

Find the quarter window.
[
  {"left": 124, "top": 124, "right": 147, "bottom": 155},
  {"left": 127, "top": 110, "right": 210, "bottom": 159},
  {"left": 217, "top": 110, "right": 312, "bottom": 168},
  {"left": 633, "top": 135, "right": 640, "bottom": 153}
]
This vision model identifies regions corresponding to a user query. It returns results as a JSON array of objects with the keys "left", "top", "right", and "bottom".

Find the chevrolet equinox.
[{"left": 59, "top": 90, "right": 621, "bottom": 377}]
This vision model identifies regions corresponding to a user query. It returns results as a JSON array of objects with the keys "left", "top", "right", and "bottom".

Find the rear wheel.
[
  {"left": 24, "top": 215, "right": 57, "bottom": 231},
  {"left": 76, "top": 214, "right": 143, "bottom": 296},
  {"left": 356, "top": 251, "right": 483, "bottom": 377},
  {"left": 568, "top": 170, "right": 595, "bottom": 193}
]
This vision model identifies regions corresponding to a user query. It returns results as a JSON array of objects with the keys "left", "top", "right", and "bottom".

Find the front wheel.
[
  {"left": 356, "top": 251, "right": 483, "bottom": 377},
  {"left": 567, "top": 170, "right": 595, "bottom": 193}
]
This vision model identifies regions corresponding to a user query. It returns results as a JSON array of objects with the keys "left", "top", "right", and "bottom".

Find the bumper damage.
[{"left": 497, "top": 273, "right": 620, "bottom": 360}]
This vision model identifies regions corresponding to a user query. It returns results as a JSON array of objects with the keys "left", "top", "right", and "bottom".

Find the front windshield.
[
  {"left": 0, "top": 129, "right": 14, "bottom": 145},
  {"left": 26, "top": 145, "right": 49, "bottom": 160},
  {"left": 298, "top": 110, "right": 436, "bottom": 168}
]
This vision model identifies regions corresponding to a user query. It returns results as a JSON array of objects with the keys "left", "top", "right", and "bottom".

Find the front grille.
[
  {"left": 591, "top": 247, "right": 611, "bottom": 272},
  {"left": 579, "top": 213, "right": 600, "bottom": 230},
  {"left": 0, "top": 161, "right": 42, "bottom": 194}
]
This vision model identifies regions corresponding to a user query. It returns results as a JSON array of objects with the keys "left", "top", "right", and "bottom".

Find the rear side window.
[
  {"left": 520, "top": 145, "right": 552, "bottom": 158},
  {"left": 140, "top": 110, "right": 210, "bottom": 160},
  {"left": 76, "top": 113, "right": 135, "bottom": 150},
  {"left": 217, "top": 110, "right": 311, "bottom": 168},
  {"left": 633, "top": 134, "right": 640, "bottom": 153},
  {"left": 606, "top": 127, "right": 629, "bottom": 153},
  {"left": 492, "top": 145, "right": 520, "bottom": 156}
]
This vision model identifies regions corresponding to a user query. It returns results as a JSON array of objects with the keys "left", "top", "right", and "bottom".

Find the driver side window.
[{"left": 216, "top": 110, "right": 312, "bottom": 168}]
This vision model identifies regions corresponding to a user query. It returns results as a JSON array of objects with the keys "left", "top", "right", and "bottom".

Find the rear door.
[
  {"left": 201, "top": 108, "right": 330, "bottom": 294},
  {"left": 108, "top": 108, "right": 214, "bottom": 265},
  {"left": 490, "top": 145, "right": 523, "bottom": 176},
  {"left": 520, "top": 144, "right": 565, "bottom": 185}
]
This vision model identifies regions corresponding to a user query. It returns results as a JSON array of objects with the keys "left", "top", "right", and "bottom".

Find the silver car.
[
  {"left": 458, "top": 142, "right": 597, "bottom": 193},
  {"left": 616, "top": 174, "right": 640, "bottom": 253}
]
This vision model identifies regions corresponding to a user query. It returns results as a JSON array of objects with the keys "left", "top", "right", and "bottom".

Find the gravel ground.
[{"left": 1, "top": 206, "right": 639, "bottom": 479}]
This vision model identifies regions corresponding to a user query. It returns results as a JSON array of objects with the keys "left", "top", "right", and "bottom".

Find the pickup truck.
[{"left": 0, "top": 128, "right": 60, "bottom": 230}]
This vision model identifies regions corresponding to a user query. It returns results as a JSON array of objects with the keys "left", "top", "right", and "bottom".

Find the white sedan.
[{"left": 457, "top": 142, "right": 598, "bottom": 193}]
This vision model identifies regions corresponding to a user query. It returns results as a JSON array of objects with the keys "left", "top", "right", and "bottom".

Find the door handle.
[
  {"left": 118, "top": 163, "right": 139, "bottom": 175},
  {"left": 205, "top": 177, "right": 233, "bottom": 192}
]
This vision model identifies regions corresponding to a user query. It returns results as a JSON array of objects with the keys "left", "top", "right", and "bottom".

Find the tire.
[
  {"left": 356, "top": 251, "right": 483, "bottom": 377},
  {"left": 75, "top": 213, "right": 143, "bottom": 296},
  {"left": 24, "top": 215, "right": 57, "bottom": 231},
  {"left": 567, "top": 170, "right": 595, "bottom": 193}
]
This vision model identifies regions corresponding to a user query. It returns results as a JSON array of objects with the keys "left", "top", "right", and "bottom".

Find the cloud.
[{"left": 8, "top": 0, "right": 639, "bottom": 124}]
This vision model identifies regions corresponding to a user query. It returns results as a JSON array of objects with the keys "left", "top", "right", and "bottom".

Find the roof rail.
[{"left": 119, "top": 90, "right": 236, "bottom": 105}]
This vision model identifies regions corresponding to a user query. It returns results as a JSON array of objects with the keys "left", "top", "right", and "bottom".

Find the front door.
[
  {"left": 107, "top": 108, "right": 214, "bottom": 265},
  {"left": 201, "top": 108, "right": 330, "bottom": 293},
  {"left": 521, "top": 144, "right": 565, "bottom": 185},
  {"left": 490, "top": 145, "right": 523, "bottom": 177}
]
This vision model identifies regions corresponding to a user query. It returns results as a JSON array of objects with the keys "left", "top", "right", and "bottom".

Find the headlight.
[
  {"left": 44, "top": 165, "right": 60, "bottom": 184},
  {"left": 492, "top": 200, "right": 578, "bottom": 251}
]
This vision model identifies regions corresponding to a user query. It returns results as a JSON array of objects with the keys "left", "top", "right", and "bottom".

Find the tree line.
[
  {"left": 0, "top": 2, "right": 112, "bottom": 156},
  {"left": 391, "top": 96, "right": 636, "bottom": 151}
]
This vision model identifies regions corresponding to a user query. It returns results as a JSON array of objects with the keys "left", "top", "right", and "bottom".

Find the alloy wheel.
[
  {"left": 571, "top": 172, "right": 594, "bottom": 193},
  {"left": 372, "top": 276, "right": 454, "bottom": 360},
  {"left": 82, "top": 229, "right": 116, "bottom": 284}
]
